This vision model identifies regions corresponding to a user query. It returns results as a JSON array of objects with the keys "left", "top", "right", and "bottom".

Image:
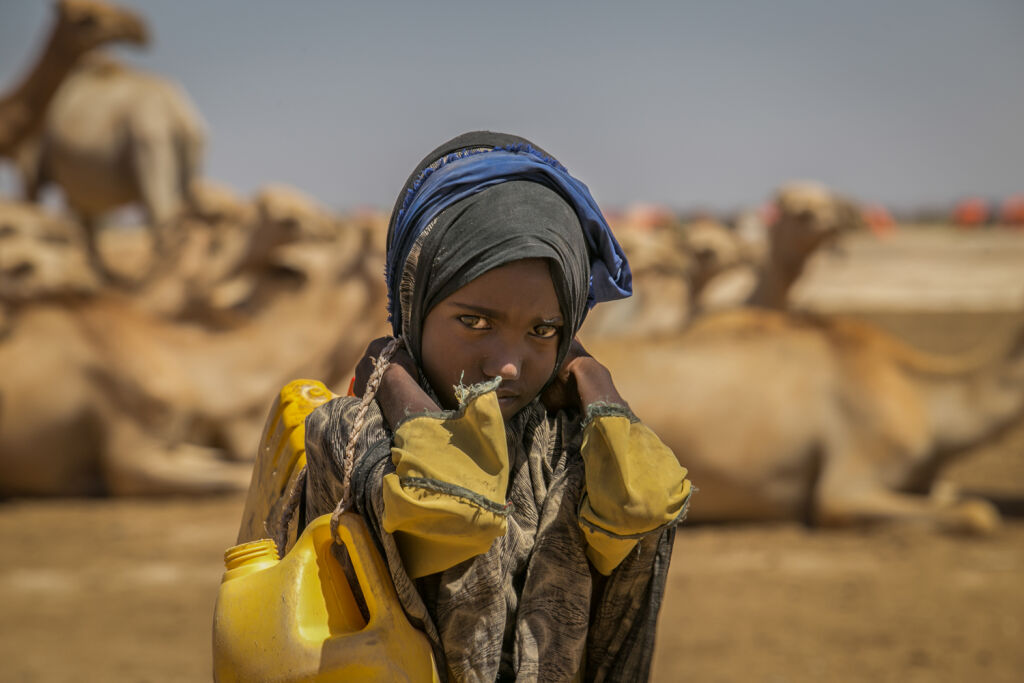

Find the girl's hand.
[
  {"left": 542, "top": 339, "right": 627, "bottom": 413},
  {"left": 353, "top": 337, "right": 419, "bottom": 397},
  {"left": 352, "top": 337, "right": 437, "bottom": 428}
]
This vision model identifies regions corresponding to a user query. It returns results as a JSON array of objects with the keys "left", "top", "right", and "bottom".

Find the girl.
[{"left": 303, "top": 131, "right": 691, "bottom": 682}]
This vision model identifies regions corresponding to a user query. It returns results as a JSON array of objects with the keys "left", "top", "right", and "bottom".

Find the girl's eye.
[
  {"left": 533, "top": 324, "right": 559, "bottom": 339},
  {"left": 458, "top": 315, "right": 490, "bottom": 330}
]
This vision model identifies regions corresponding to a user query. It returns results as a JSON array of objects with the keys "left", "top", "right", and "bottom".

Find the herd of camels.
[{"left": 1, "top": 1, "right": 1021, "bottom": 539}]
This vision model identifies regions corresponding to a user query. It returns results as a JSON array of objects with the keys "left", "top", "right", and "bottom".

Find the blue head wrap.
[{"left": 385, "top": 135, "right": 631, "bottom": 341}]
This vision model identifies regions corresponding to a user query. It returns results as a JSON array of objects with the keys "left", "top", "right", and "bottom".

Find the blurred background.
[{"left": 1, "top": 1, "right": 1022, "bottom": 681}]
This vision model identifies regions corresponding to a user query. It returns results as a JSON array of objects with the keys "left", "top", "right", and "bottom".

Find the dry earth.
[{"left": 2, "top": 225, "right": 1023, "bottom": 682}]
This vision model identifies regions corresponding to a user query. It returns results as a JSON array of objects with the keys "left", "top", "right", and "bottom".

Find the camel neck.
[
  {"left": 746, "top": 245, "right": 805, "bottom": 310},
  {"left": 0, "top": 26, "right": 80, "bottom": 151}
]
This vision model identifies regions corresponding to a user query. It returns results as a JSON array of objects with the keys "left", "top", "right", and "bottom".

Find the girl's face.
[{"left": 421, "top": 258, "right": 563, "bottom": 421}]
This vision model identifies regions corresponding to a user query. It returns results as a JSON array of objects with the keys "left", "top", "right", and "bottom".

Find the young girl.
[{"left": 303, "top": 131, "right": 691, "bottom": 682}]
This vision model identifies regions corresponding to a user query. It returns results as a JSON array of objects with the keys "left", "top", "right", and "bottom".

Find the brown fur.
[
  {"left": 17, "top": 55, "right": 205, "bottom": 284},
  {"left": 0, "top": 203, "right": 388, "bottom": 497},
  {"left": 589, "top": 307, "right": 1023, "bottom": 533},
  {"left": 0, "top": 0, "right": 147, "bottom": 155}
]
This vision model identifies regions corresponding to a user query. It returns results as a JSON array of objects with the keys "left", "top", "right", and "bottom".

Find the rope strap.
[{"left": 329, "top": 337, "right": 403, "bottom": 542}]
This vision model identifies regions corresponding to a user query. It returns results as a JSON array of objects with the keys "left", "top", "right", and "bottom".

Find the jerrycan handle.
[{"left": 330, "top": 511, "right": 409, "bottom": 632}]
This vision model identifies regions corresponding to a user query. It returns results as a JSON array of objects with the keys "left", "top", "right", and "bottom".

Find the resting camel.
[
  {"left": 113, "top": 182, "right": 345, "bottom": 328},
  {"left": 584, "top": 183, "right": 858, "bottom": 341},
  {"left": 0, "top": 199, "right": 99, "bottom": 338},
  {"left": 17, "top": 54, "right": 206, "bottom": 284},
  {"left": 0, "top": 0, "right": 147, "bottom": 157},
  {"left": 580, "top": 218, "right": 753, "bottom": 340},
  {"left": 0, "top": 200, "right": 388, "bottom": 497},
  {"left": 743, "top": 181, "right": 863, "bottom": 309},
  {"left": 589, "top": 308, "right": 1023, "bottom": 533},
  {"left": 173, "top": 183, "right": 347, "bottom": 327},
  {"left": 0, "top": 199, "right": 98, "bottom": 300}
]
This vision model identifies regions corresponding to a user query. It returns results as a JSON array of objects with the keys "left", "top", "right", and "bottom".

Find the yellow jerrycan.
[{"left": 212, "top": 379, "right": 439, "bottom": 682}]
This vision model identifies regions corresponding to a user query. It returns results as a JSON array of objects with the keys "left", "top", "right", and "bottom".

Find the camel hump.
[
  {"left": 687, "top": 308, "right": 1020, "bottom": 377},
  {"left": 236, "top": 379, "right": 337, "bottom": 548},
  {"left": 824, "top": 315, "right": 1023, "bottom": 376}
]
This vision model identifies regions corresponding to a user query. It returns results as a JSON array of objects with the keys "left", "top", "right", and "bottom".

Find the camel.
[
  {"left": 96, "top": 180, "right": 258, "bottom": 323},
  {"left": 742, "top": 181, "right": 863, "bottom": 309},
  {"left": 106, "top": 182, "right": 346, "bottom": 328},
  {"left": 583, "top": 183, "right": 859, "bottom": 341},
  {"left": 0, "top": 0, "right": 148, "bottom": 158},
  {"left": 170, "top": 183, "right": 347, "bottom": 327},
  {"left": 588, "top": 307, "right": 1023, "bottom": 534},
  {"left": 0, "top": 199, "right": 388, "bottom": 497},
  {"left": 681, "top": 218, "right": 758, "bottom": 310},
  {"left": 580, "top": 218, "right": 753, "bottom": 341},
  {"left": 17, "top": 54, "right": 206, "bottom": 284},
  {"left": 581, "top": 225, "right": 696, "bottom": 339},
  {"left": 0, "top": 199, "right": 99, "bottom": 301},
  {"left": 0, "top": 198, "right": 99, "bottom": 338}
]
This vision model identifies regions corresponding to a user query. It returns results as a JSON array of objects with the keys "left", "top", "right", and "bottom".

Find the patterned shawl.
[
  {"left": 302, "top": 131, "right": 674, "bottom": 681},
  {"left": 304, "top": 396, "right": 676, "bottom": 682}
]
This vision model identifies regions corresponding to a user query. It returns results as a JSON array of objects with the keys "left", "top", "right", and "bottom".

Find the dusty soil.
[
  {"left": 2, "top": 226, "right": 1023, "bottom": 682},
  {"left": 2, "top": 438, "right": 1021, "bottom": 683},
  {"left": 653, "top": 428, "right": 1024, "bottom": 683}
]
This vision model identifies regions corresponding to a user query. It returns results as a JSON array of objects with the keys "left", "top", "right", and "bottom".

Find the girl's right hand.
[{"left": 352, "top": 337, "right": 419, "bottom": 397}]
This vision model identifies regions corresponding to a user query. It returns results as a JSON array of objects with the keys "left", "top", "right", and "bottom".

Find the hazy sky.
[{"left": 2, "top": 0, "right": 1022, "bottom": 213}]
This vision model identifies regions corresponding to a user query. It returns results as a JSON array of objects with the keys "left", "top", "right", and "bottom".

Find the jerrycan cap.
[{"left": 222, "top": 539, "right": 280, "bottom": 581}]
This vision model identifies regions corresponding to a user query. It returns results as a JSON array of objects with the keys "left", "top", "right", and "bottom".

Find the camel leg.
[
  {"left": 130, "top": 124, "right": 183, "bottom": 280},
  {"left": 816, "top": 486, "right": 1000, "bottom": 535},
  {"left": 78, "top": 215, "right": 143, "bottom": 289},
  {"left": 13, "top": 138, "right": 44, "bottom": 201},
  {"left": 814, "top": 441, "right": 1000, "bottom": 534},
  {"left": 80, "top": 216, "right": 112, "bottom": 282},
  {"left": 102, "top": 415, "right": 253, "bottom": 496}
]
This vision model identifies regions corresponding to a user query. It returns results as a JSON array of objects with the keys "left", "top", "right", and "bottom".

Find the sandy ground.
[
  {"left": 2, "top": 225, "right": 1023, "bottom": 682},
  {"left": 1, "top": 433, "right": 1021, "bottom": 683}
]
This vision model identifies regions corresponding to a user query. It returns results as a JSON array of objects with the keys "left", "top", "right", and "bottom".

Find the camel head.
[
  {"left": 190, "top": 180, "right": 255, "bottom": 229},
  {"left": 0, "top": 200, "right": 99, "bottom": 305},
  {"left": 54, "top": 0, "right": 149, "bottom": 55},
  {"left": 247, "top": 185, "right": 341, "bottom": 275},
  {"left": 772, "top": 181, "right": 863, "bottom": 263},
  {"left": 680, "top": 218, "right": 755, "bottom": 291},
  {"left": 615, "top": 227, "right": 692, "bottom": 279}
]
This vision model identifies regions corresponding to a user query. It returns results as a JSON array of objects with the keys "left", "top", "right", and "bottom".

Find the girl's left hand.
[{"left": 542, "top": 339, "right": 626, "bottom": 413}]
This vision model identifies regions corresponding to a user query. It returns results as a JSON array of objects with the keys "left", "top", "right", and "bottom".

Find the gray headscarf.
[{"left": 385, "top": 131, "right": 621, "bottom": 372}]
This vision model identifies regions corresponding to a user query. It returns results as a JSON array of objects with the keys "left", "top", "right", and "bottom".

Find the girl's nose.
[{"left": 482, "top": 344, "right": 522, "bottom": 381}]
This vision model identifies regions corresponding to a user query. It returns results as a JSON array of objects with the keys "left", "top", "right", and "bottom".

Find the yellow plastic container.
[
  {"left": 235, "top": 379, "right": 336, "bottom": 549},
  {"left": 213, "top": 379, "right": 439, "bottom": 682},
  {"left": 213, "top": 513, "right": 438, "bottom": 682}
]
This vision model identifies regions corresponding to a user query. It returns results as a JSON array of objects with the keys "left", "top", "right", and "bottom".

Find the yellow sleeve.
[
  {"left": 578, "top": 410, "right": 692, "bottom": 575},
  {"left": 381, "top": 389, "right": 511, "bottom": 579}
]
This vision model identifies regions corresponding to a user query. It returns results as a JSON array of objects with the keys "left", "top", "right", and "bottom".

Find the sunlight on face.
[{"left": 420, "top": 258, "right": 563, "bottom": 421}]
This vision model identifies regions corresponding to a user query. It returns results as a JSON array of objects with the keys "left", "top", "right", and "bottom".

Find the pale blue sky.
[{"left": 2, "top": 0, "right": 1022, "bottom": 213}]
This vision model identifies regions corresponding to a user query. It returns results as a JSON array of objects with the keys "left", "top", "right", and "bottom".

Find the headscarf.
[{"left": 384, "top": 131, "right": 632, "bottom": 368}]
